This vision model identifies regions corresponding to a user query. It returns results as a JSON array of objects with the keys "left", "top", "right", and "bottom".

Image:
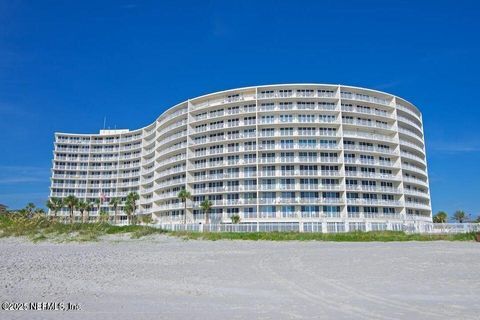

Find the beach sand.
[{"left": 1, "top": 236, "right": 479, "bottom": 319}]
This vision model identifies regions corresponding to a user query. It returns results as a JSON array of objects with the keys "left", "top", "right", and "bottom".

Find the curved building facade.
[{"left": 50, "top": 84, "right": 432, "bottom": 231}]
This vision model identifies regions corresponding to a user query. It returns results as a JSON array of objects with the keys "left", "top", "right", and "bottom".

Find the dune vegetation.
[{"left": 0, "top": 214, "right": 165, "bottom": 242}]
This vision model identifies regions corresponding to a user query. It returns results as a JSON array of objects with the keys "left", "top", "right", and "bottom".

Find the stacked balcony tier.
[{"left": 50, "top": 84, "right": 431, "bottom": 224}]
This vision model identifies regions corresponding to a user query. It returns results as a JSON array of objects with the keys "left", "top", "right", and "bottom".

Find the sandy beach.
[{"left": 0, "top": 236, "right": 479, "bottom": 319}]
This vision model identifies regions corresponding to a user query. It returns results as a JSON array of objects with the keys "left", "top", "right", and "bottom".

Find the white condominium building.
[{"left": 50, "top": 84, "right": 432, "bottom": 231}]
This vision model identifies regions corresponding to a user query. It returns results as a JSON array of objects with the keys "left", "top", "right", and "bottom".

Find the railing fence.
[{"left": 157, "top": 222, "right": 480, "bottom": 234}]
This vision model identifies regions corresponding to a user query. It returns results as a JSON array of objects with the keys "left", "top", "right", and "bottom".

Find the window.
[
  {"left": 244, "top": 141, "right": 256, "bottom": 151},
  {"left": 261, "top": 115, "right": 274, "bottom": 124},
  {"left": 298, "top": 114, "right": 315, "bottom": 123},
  {"left": 281, "top": 139, "right": 294, "bottom": 149},
  {"left": 280, "top": 127, "right": 294, "bottom": 136},
  {"left": 325, "top": 222, "right": 342, "bottom": 234},
  {"left": 278, "top": 89, "right": 292, "bottom": 97},
  {"left": 280, "top": 178, "right": 295, "bottom": 190},
  {"left": 281, "top": 165, "right": 295, "bottom": 176},
  {"left": 383, "top": 207, "right": 395, "bottom": 214},
  {"left": 260, "top": 102, "right": 274, "bottom": 111},
  {"left": 244, "top": 179, "right": 257, "bottom": 190},
  {"left": 347, "top": 192, "right": 359, "bottom": 199},
  {"left": 260, "top": 206, "right": 276, "bottom": 218},
  {"left": 261, "top": 128, "right": 274, "bottom": 137},
  {"left": 279, "top": 102, "right": 293, "bottom": 110},
  {"left": 324, "top": 206, "right": 340, "bottom": 218},
  {"left": 301, "top": 206, "right": 320, "bottom": 218},
  {"left": 244, "top": 154, "right": 256, "bottom": 163},
  {"left": 297, "top": 101, "right": 315, "bottom": 110},
  {"left": 299, "top": 139, "right": 316, "bottom": 148},
  {"left": 281, "top": 206, "right": 296, "bottom": 218},
  {"left": 244, "top": 116, "right": 256, "bottom": 125},
  {"left": 244, "top": 207, "right": 257, "bottom": 218},
  {"left": 280, "top": 115, "right": 293, "bottom": 123},
  {"left": 323, "top": 192, "right": 340, "bottom": 199},
  {"left": 299, "top": 127, "right": 316, "bottom": 136},
  {"left": 227, "top": 106, "right": 240, "bottom": 114},
  {"left": 261, "top": 140, "right": 275, "bottom": 150}
]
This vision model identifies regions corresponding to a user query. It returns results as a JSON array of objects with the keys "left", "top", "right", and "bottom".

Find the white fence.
[
  {"left": 431, "top": 223, "right": 480, "bottom": 234},
  {"left": 156, "top": 222, "right": 480, "bottom": 234}
]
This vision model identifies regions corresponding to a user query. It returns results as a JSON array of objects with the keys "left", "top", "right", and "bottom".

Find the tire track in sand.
[{"left": 258, "top": 254, "right": 387, "bottom": 320}]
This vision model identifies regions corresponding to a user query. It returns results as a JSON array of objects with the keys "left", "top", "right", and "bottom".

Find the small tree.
[
  {"left": 177, "top": 188, "right": 191, "bottom": 224},
  {"left": 231, "top": 214, "right": 241, "bottom": 224},
  {"left": 46, "top": 197, "right": 63, "bottom": 221},
  {"left": 99, "top": 210, "right": 109, "bottom": 223},
  {"left": 77, "top": 200, "right": 92, "bottom": 223},
  {"left": 19, "top": 203, "right": 36, "bottom": 218},
  {"left": 63, "top": 195, "right": 78, "bottom": 224},
  {"left": 125, "top": 192, "right": 139, "bottom": 225},
  {"left": 109, "top": 197, "right": 121, "bottom": 224},
  {"left": 124, "top": 202, "right": 134, "bottom": 225},
  {"left": 433, "top": 211, "right": 448, "bottom": 223},
  {"left": 140, "top": 215, "right": 153, "bottom": 225},
  {"left": 200, "top": 199, "right": 213, "bottom": 224},
  {"left": 453, "top": 210, "right": 466, "bottom": 223}
]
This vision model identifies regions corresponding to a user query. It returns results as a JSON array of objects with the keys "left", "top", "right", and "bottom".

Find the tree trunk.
[{"left": 184, "top": 201, "right": 187, "bottom": 224}]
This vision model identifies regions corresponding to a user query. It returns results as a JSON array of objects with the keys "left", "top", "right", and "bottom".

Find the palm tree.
[
  {"left": 200, "top": 199, "right": 212, "bottom": 225},
  {"left": 93, "top": 198, "right": 102, "bottom": 222},
  {"left": 109, "top": 197, "right": 121, "bottom": 224},
  {"left": 46, "top": 197, "right": 63, "bottom": 221},
  {"left": 125, "top": 192, "right": 139, "bottom": 225},
  {"left": 177, "top": 188, "right": 191, "bottom": 224},
  {"left": 124, "top": 202, "right": 134, "bottom": 225},
  {"left": 20, "top": 202, "right": 36, "bottom": 218},
  {"left": 433, "top": 211, "right": 448, "bottom": 223},
  {"left": 453, "top": 210, "right": 467, "bottom": 223},
  {"left": 63, "top": 195, "right": 78, "bottom": 224},
  {"left": 77, "top": 200, "right": 93, "bottom": 223}
]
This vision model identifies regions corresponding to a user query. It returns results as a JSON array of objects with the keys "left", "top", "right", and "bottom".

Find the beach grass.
[{"left": 0, "top": 214, "right": 166, "bottom": 242}]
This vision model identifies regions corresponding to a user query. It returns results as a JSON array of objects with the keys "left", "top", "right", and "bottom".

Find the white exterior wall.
[{"left": 50, "top": 84, "right": 432, "bottom": 225}]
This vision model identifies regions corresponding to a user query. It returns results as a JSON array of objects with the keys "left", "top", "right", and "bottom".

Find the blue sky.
[{"left": 0, "top": 0, "right": 479, "bottom": 218}]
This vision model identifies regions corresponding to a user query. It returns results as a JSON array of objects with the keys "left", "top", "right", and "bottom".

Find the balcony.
[
  {"left": 342, "top": 119, "right": 394, "bottom": 131},
  {"left": 341, "top": 106, "right": 394, "bottom": 118},
  {"left": 346, "top": 199, "right": 403, "bottom": 206},
  {"left": 344, "top": 144, "right": 398, "bottom": 155},
  {"left": 343, "top": 130, "right": 395, "bottom": 143},
  {"left": 340, "top": 92, "right": 391, "bottom": 106},
  {"left": 396, "top": 104, "right": 421, "bottom": 121}
]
